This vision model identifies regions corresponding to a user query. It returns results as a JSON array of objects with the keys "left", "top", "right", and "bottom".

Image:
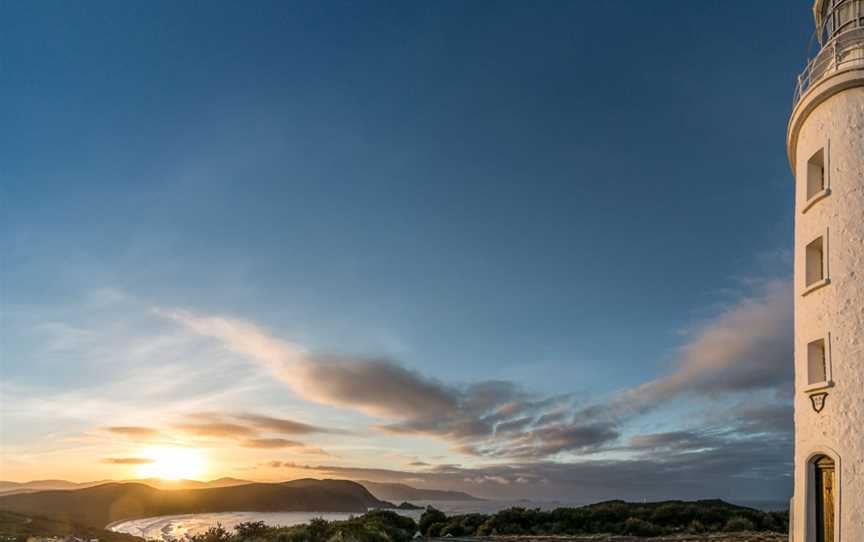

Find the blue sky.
[{"left": 1, "top": 1, "right": 813, "bottom": 501}]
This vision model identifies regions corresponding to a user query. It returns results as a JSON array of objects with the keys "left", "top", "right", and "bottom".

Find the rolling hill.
[
  {"left": 0, "top": 510, "right": 141, "bottom": 542},
  {"left": 0, "top": 479, "right": 390, "bottom": 528},
  {"left": 358, "top": 480, "right": 481, "bottom": 501},
  {"left": 0, "top": 477, "right": 482, "bottom": 502},
  {"left": 0, "top": 477, "right": 252, "bottom": 496}
]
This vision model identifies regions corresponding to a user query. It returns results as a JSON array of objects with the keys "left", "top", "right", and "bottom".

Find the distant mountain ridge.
[
  {"left": 0, "top": 479, "right": 389, "bottom": 528},
  {"left": 358, "top": 480, "right": 482, "bottom": 501},
  {"left": 0, "top": 479, "right": 106, "bottom": 493},
  {"left": 0, "top": 477, "right": 252, "bottom": 496},
  {"left": 0, "top": 477, "right": 482, "bottom": 502}
]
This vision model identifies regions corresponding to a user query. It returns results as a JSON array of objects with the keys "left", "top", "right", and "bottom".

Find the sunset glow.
[{"left": 136, "top": 447, "right": 207, "bottom": 480}]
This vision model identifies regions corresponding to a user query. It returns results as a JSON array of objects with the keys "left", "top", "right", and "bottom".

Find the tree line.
[{"left": 182, "top": 499, "right": 787, "bottom": 542}]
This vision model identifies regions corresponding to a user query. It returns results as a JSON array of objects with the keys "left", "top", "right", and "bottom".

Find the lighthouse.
[{"left": 787, "top": 1, "right": 864, "bottom": 541}]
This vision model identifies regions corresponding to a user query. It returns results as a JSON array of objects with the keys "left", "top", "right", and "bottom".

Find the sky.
[{"left": 1, "top": 1, "right": 816, "bottom": 502}]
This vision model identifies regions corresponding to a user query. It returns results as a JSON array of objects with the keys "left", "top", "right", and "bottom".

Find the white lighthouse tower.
[{"left": 787, "top": 1, "right": 864, "bottom": 541}]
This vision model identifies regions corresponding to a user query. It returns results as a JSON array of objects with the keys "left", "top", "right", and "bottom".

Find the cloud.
[
  {"left": 101, "top": 457, "right": 155, "bottom": 465},
  {"left": 175, "top": 422, "right": 257, "bottom": 438},
  {"left": 626, "top": 279, "right": 792, "bottom": 408},
  {"left": 235, "top": 413, "right": 345, "bottom": 435},
  {"left": 159, "top": 308, "right": 581, "bottom": 458},
  {"left": 572, "top": 280, "right": 793, "bottom": 426},
  {"left": 298, "top": 357, "right": 461, "bottom": 419},
  {"left": 104, "top": 426, "right": 161, "bottom": 438},
  {"left": 157, "top": 309, "right": 463, "bottom": 420},
  {"left": 718, "top": 402, "right": 793, "bottom": 435},
  {"left": 242, "top": 438, "right": 305, "bottom": 449},
  {"left": 627, "top": 430, "right": 724, "bottom": 452},
  {"left": 292, "top": 433, "right": 792, "bottom": 501},
  {"left": 158, "top": 279, "right": 792, "bottom": 464},
  {"left": 167, "top": 413, "right": 333, "bottom": 455}
]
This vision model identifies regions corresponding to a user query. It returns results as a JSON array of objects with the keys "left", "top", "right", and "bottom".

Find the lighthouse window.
[
  {"left": 807, "top": 148, "right": 826, "bottom": 200},
  {"left": 807, "top": 338, "right": 828, "bottom": 385},
  {"left": 820, "top": 0, "right": 864, "bottom": 41},
  {"left": 806, "top": 236, "right": 826, "bottom": 288}
]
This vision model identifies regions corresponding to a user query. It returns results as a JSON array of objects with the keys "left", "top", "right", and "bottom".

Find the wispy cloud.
[
  {"left": 105, "top": 426, "right": 162, "bottom": 438},
  {"left": 234, "top": 413, "right": 348, "bottom": 435},
  {"left": 241, "top": 438, "right": 305, "bottom": 449},
  {"left": 158, "top": 307, "right": 584, "bottom": 458},
  {"left": 101, "top": 457, "right": 155, "bottom": 465},
  {"left": 628, "top": 279, "right": 793, "bottom": 402},
  {"left": 158, "top": 278, "right": 793, "bottom": 465},
  {"left": 174, "top": 422, "right": 258, "bottom": 439}
]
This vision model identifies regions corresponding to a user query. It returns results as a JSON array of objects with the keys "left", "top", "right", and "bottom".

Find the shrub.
[
  {"left": 687, "top": 520, "right": 705, "bottom": 534},
  {"left": 439, "top": 523, "right": 464, "bottom": 537},
  {"left": 307, "top": 517, "right": 331, "bottom": 542},
  {"left": 236, "top": 522, "right": 269, "bottom": 539},
  {"left": 186, "top": 524, "right": 231, "bottom": 542},
  {"left": 426, "top": 522, "right": 446, "bottom": 538},
  {"left": 418, "top": 508, "right": 447, "bottom": 536},
  {"left": 768, "top": 511, "right": 790, "bottom": 534},
  {"left": 622, "top": 518, "right": 662, "bottom": 537},
  {"left": 475, "top": 518, "right": 496, "bottom": 536},
  {"left": 724, "top": 516, "right": 755, "bottom": 532}
]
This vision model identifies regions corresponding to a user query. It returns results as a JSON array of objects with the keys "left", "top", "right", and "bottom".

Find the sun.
[{"left": 135, "top": 447, "right": 207, "bottom": 480}]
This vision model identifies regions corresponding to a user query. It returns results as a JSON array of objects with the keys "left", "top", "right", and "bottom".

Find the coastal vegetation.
[
  {"left": 186, "top": 511, "right": 417, "bottom": 542},
  {"left": 179, "top": 501, "right": 786, "bottom": 542},
  {"left": 0, "top": 510, "right": 140, "bottom": 542},
  {"left": 416, "top": 501, "right": 788, "bottom": 538}
]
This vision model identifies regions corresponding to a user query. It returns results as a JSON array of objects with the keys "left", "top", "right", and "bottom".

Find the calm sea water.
[{"left": 109, "top": 499, "right": 788, "bottom": 541}]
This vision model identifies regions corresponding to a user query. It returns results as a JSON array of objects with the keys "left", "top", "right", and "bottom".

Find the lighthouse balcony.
[{"left": 794, "top": 25, "right": 864, "bottom": 106}]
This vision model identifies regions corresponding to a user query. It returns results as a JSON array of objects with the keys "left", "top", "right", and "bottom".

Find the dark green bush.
[
  {"left": 687, "top": 519, "right": 705, "bottom": 533},
  {"left": 418, "top": 508, "right": 447, "bottom": 536},
  {"left": 235, "top": 522, "right": 269, "bottom": 539},
  {"left": 426, "top": 522, "right": 446, "bottom": 538},
  {"left": 184, "top": 511, "right": 417, "bottom": 542},
  {"left": 622, "top": 517, "right": 663, "bottom": 537},
  {"left": 724, "top": 516, "right": 755, "bottom": 532}
]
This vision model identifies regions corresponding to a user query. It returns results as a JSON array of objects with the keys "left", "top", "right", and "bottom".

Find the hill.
[
  {"left": 0, "top": 477, "right": 479, "bottom": 502},
  {"left": 0, "top": 477, "right": 252, "bottom": 496},
  {"left": 358, "top": 481, "right": 481, "bottom": 502},
  {"left": 0, "top": 479, "right": 389, "bottom": 528},
  {"left": 0, "top": 479, "right": 107, "bottom": 496},
  {"left": 0, "top": 510, "right": 141, "bottom": 542},
  {"left": 129, "top": 477, "right": 252, "bottom": 491}
]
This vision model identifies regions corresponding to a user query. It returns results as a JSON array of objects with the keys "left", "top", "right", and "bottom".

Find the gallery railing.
[{"left": 794, "top": 26, "right": 864, "bottom": 107}]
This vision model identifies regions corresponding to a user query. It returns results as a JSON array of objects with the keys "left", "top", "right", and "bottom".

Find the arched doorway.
[{"left": 813, "top": 455, "right": 835, "bottom": 542}]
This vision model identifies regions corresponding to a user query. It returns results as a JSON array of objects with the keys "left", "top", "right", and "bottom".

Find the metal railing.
[{"left": 794, "top": 26, "right": 864, "bottom": 106}]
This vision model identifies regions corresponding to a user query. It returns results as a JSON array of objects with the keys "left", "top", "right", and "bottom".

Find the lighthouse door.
[{"left": 814, "top": 455, "right": 835, "bottom": 542}]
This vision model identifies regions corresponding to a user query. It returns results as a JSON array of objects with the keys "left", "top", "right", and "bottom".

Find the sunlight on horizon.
[{"left": 136, "top": 447, "right": 207, "bottom": 480}]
